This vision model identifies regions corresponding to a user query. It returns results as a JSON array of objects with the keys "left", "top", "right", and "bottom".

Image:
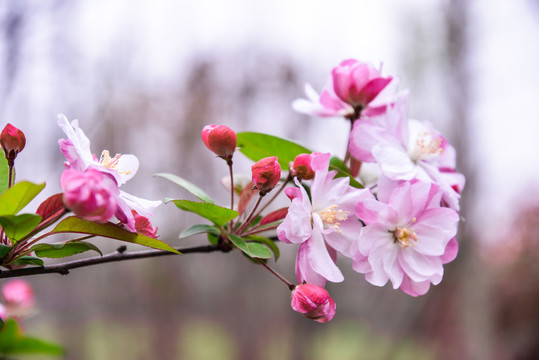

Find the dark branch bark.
[{"left": 0, "top": 244, "right": 221, "bottom": 279}]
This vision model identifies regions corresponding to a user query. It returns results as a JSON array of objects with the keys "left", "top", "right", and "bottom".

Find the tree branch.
[{"left": 0, "top": 244, "right": 221, "bottom": 279}]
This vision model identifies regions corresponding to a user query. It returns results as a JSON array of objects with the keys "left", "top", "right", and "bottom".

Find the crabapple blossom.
[
  {"left": 201, "top": 124, "right": 237, "bottom": 160},
  {"left": 0, "top": 123, "right": 26, "bottom": 161},
  {"left": 0, "top": 279, "right": 35, "bottom": 320},
  {"left": 57, "top": 114, "right": 161, "bottom": 232},
  {"left": 291, "top": 283, "right": 336, "bottom": 323},
  {"left": 352, "top": 180, "right": 460, "bottom": 296},
  {"left": 251, "top": 156, "right": 281, "bottom": 194},
  {"left": 277, "top": 153, "right": 372, "bottom": 286}
]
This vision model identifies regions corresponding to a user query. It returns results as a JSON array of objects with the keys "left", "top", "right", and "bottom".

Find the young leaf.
[
  {"left": 246, "top": 242, "right": 273, "bottom": 259},
  {"left": 51, "top": 216, "right": 180, "bottom": 254},
  {"left": 179, "top": 224, "right": 220, "bottom": 239},
  {"left": 237, "top": 182, "right": 256, "bottom": 215},
  {"left": 0, "top": 319, "right": 64, "bottom": 356},
  {"left": 0, "top": 151, "right": 8, "bottom": 195},
  {"left": 0, "top": 214, "right": 42, "bottom": 243},
  {"left": 31, "top": 241, "right": 102, "bottom": 258},
  {"left": 227, "top": 234, "right": 250, "bottom": 254},
  {"left": 10, "top": 256, "right": 44, "bottom": 267},
  {"left": 36, "top": 193, "right": 65, "bottom": 220},
  {"left": 259, "top": 207, "right": 288, "bottom": 226},
  {"left": 0, "top": 245, "right": 12, "bottom": 259},
  {"left": 155, "top": 173, "right": 215, "bottom": 204},
  {"left": 329, "top": 156, "right": 363, "bottom": 188},
  {"left": 246, "top": 235, "right": 280, "bottom": 260},
  {"left": 169, "top": 200, "right": 238, "bottom": 227},
  {"left": 0, "top": 181, "right": 46, "bottom": 216},
  {"left": 236, "top": 132, "right": 311, "bottom": 168}
]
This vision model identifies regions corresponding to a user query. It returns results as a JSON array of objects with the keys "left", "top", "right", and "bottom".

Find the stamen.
[
  {"left": 393, "top": 226, "right": 418, "bottom": 248},
  {"left": 411, "top": 132, "right": 444, "bottom": 161},
  {"left": 317, "top": 205, "right": 350, "bottom": 233},
  {"left": 99, "top": 150, "right": 132, "bottom": 176}
]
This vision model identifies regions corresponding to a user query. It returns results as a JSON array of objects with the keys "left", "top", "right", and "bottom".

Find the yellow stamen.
[
  {"left": 394, "top": 226, "right": 418, "bottom": 248},
  {"left": 317, "top": 205, "right": 350, "bottom": 233}
]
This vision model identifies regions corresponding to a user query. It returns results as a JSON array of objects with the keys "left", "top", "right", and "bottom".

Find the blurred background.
[{"left": 1, "top": 0, "right": 539, "bottom": 359}]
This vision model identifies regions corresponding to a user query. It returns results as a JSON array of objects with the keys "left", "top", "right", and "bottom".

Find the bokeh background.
[{"left": 1, "top": 0, "right": 539, "bottom": 359}]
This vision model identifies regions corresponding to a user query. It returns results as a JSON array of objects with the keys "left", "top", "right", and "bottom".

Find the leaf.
[
  {"left": 246, "top": 242, "right": 273, "bottom": 259},
  {"left": 329, "top": 156, "right": 363, "bottom": 189},
  {"left": 169, "top": 200, "right": 238, "bottom": 227},
  {"left": 236, "top": 132, "right": 311, "bottom": 168},
  {"left": 31, "top": 241, "right": 102, "bottom": 258},
  {"left": 0, "top": 245, "right": 12, "bottom": 259},
  {"left": 0, "top": 214, "right": 42, "bottom": 243},
  {"left": 227, "top": 234, "right": 250, "bottom": 254},
  {"left": 0, "top": 151, "right": 8, "bottom": 195},
  {"left": 11, "top": 256, "right": 44, "bottom": 267},
  {"left": 237, "top": 181, "right": 256, "bottom": 215},
  {"left": 0, "top": 181, "right": 46, "bottom": 216},
  {"left": 51, "top": 216, "right": 180, "bottom": 254},
  {"left": 36, "top": 193, "right": 65, "bottom": 220},
  {"left": 207, "top": 232, "right": 218, "bottom": 245},
  {"left": 260, "top": 207, "right": 288, "bottom": 226},
  {"left": 179, "top": 224, "right": 220, "bottom": 239},
  {"left": 246, "top": 236, "right": 280, "bottom": 260},
  {"left": 155, "top": 173, "right": 215, "bottom": 204},
  {"left": 0, "top": 319, "right": 64, "bottom": 356}
]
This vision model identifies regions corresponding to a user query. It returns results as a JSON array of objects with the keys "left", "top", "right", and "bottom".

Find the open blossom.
[
  {"left": 293, "top": 59, "right": 398, "bottom": 119},
  {"left": 352, "top": 180, "right": 460, "bottom": 296},
  {"left": 291, "top": 283, "right": 336, "bottom": 323},
  {"left": 277, "top": 153, "right": 372, "bottom": 287},
  {"left": 57, "top": 114, "right": 161, "bottom": 232}
]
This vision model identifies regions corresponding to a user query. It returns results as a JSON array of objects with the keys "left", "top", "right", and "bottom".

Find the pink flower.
[
  {"left": 0, "top": 123, "right": 26, "bottom": 161},
  {"left": 277, "top": 153, "right": 372, "bottom": 286},
  {"left": 293, "top": 59, "right": 398, "bottom": 119},
  {"left": 352, "top": 180, "right": 460, "bottom": 296},
  {"left": 201, "top": 124, "right": 237, "bottom": 160},
  {"left": 61, "top": 168, "right": 120, "bottom": 223},
  {"left": 132, "top": 210, "right": 158, "bottom": 238},
  {"left": 251, "top": 156, "right": 281, "bottom": 194},
  {"left": 291, "top": 153, "right": 315, "bottom": 180},
  {"left": 291, "top": 283, "right": 336, "bottom": 323},
  {"left": 57, "top": 114, "right": 161, "bottom": 232},
  {"left": 0, "top": 279, "right": 35, "bottom": 320}
]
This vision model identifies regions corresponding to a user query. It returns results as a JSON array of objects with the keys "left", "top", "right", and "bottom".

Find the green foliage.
[
  {"left": 10, "top": 256, "right": 44, "bottom": 267},
  {"left": 0, "top": 181, "right": 45, "bottom": 216},
  {"left": 179, "top": 224, "right": 220, "bottom": 239},
  {"left": 246, "top": 235, "right": 280, "bottom": 260},
  {"left": 236, "top": 132, "right": 311, "bottom": 168},
  {"left": 169, "top": 200, "right": 238, "bottom": 227},
  {"left": 31, "top": 241, "right": 103, "bottom": 258},
  {"left": 155, "top": 173, "right": 215, "bottom": 204},
  {"left": 0, "top": 244, "right": 12, "bottom": 259},
  {"left": 0, "top": 213, "right": 42, "bottom": 243},
  {"left": 0, "top": 151, "right": 8, "bottom": 195},
  {"left": 0, "top": 319, "right": 64, "bottom": 356},
  {"left": 329, "top": 156, "right": 363, "bottom": 188},
  {"left": 228, "top": 234, "right": 273, "bottom": 259},
  {"left": 52, "top": 216, "right": 181, "bottom": 254}
]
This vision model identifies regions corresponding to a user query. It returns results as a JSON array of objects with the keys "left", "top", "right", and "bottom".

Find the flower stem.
[
  {"left": 235, "top": 193, "right": 264, "bottom": 234},
  {"left": 254, "top": 173, "right": 292, "bottom": 219},
  {"left": 256, "top": 258, "right": 295, "bottom": 290},
  {"left": 227, "top": 158, "right": 235, "bottom": 230}
]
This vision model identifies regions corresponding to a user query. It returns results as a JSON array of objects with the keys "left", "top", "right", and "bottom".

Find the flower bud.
[
  {"left": 2, "top": 279, "right": 35, "bottom": 308},
  {"left": 251, "top": 156, "right": 281, "bottom": 194},
  {"left": 291, "top": 284, "right": 336, "bottom": 323},
  {"left": 291, "top": 153, "right": 315, "bottom": 180},
  {"left": 61, "top": 168, "right": 120, "bottom": 223},
  {"left": 201, "top": 124, "right": 237, "bottom": 159},
  {"left": 132, "top": 210, "right": 158, "bottom": 238},
  {"left": 0, "top": 123, "right": 26, "bottom": 161}
]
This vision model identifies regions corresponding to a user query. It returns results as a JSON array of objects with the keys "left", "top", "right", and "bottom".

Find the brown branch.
[{"left": 0, "top": 244, "right": 221, "bottom": 279}]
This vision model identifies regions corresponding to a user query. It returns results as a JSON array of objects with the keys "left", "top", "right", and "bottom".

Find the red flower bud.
[
  {"left": 291, "top": 284, "right": 336, "bottom": 323},
  {"left": 0, "top": 123, "right": 26, "bottom": 161},
  {"left": 201, "top": 124, "right": 237, "bottom": 159},
  {"left": 291, "top": 153, "right": 315, "bottom": 180},
  {"left": 251, "top": 156, "right": 281, "bottom": 194}
]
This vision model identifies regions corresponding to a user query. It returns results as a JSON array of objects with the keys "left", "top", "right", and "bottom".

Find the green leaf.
[
  {"left": 51, "top": 216, "right": 181, "bottom": 254},
  {"left": 0, "top": 214, "right": 42, "bottom": 243},
  {"left": 236, "top": 132, "right": 311, "bottom": 168},
  {"left": 179, "top": 224, "right": 220, "bottom": 239},
  {"left": 155, "top": 173, "right": 215, "bottom": 204},
  {"left": 207, "top": 232, "right": 218, "bottom": 245},
  {"left": 227, "top": 234, "right": 250, "bottom": 254},
  {"left": 0, "top": 319, "right": 64, "bottom": 356},
  {"left": 31, "top": 241, "right": 102, "bottom": 258},
  {"left": 169, "top": 200, "right": 238, "bottom": 227},
  {"left": 329, "top": 156, "right": 363, "bottom": 189},
  {"left": 0, "top": 151, "right": 8, "bottom": 195},
  {"left": 0, "top": 181, "right": 46, "bottom": 216},
  {"left": 0, "top": 245, "right": 12, "bottom": 259},
  {"left": 246, "top": 235, "right": 280, "bottom": 260},
  {"left": 11, "top": 256, "right": 44, "bottom": 267},
  {"left": 246, "top": 242, "right": 273, "bottom": 259}
]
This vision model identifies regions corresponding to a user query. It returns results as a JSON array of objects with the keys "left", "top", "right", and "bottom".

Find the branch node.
[
  {"left": 59, "top": 269, "right": 70, "bottom": 275},
  {"left": 117, "top": 245, "right": 127, "bottom": 254}
]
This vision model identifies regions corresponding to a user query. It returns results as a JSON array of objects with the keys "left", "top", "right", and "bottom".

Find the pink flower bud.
[
  {"left": 60, "top": 168, "right": 120, "bottom": 223},
  {"left": 251, "top": 156, "right": 281, "bottom": 194},
  {"left": 291, "top": 284, "right": 336, "bottom": 323},
  {"left": 291, "top": 153, "right": 315, "bottom": 180},
  {"left": 332, "top": 59, "right": 392, "bottom": 109},
  {"left": 201, "top": 124, "right": 237, "bottom": 159},
  {"left": 2, "top": 279, "right": 35, "bottom": 308},
  {"left": 132, "top": 210, "right": 158, "bottom": 238},
  {"left": 0, "top": 123, "right": 26, "bottom": 161}
]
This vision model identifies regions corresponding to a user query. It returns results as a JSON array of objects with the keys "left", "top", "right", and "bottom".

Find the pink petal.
[{"left": 441, "top": 237, "right": 459, "bottom": 264}]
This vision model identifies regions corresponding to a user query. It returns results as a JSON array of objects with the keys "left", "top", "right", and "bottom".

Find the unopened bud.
[
  {"left": 291, "top": 153, "right": 315, "bottom": 180},
  {"left": 201, "top": 124, "right": 237, "bottom": 160},
  {"left": 251, "top": 156, "right": 281, "bottom": 194},
  {"left": 291, "top": 284, "right": 336, "bottom": 323},
  {"left": 0, "top": 123, "right": 26, "bottom": 161}
]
